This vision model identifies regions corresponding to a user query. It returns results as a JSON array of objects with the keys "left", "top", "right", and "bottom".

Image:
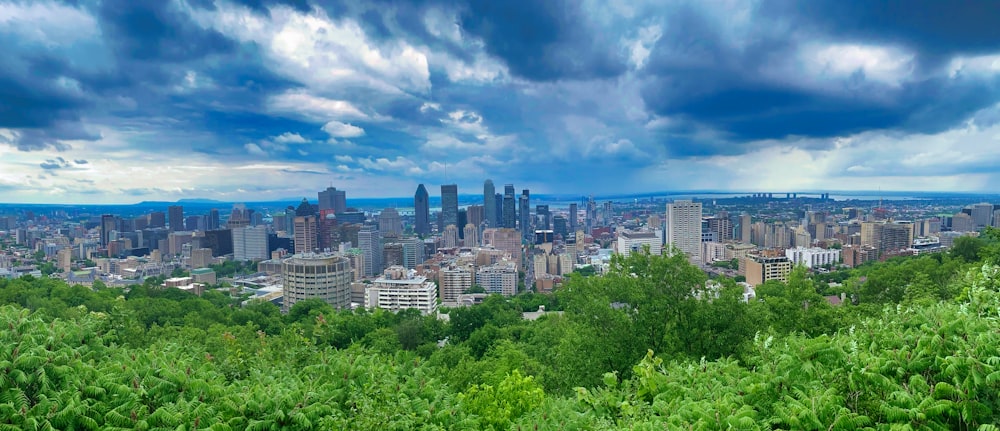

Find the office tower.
[
  {"left": 382, "top": 243, "right": 404, "bottom": 268},
  {"left": 970, "top": 203, "right": 994, "bottom": 229},
  {"left": 379, "top": 208, "right": 402, "bottom": 238},
  {"left": 535, "top": 205, "right": 551, "bottom": 230},
  {"left": 569, "top": 203, "right": 578, "bottom": 232},
  {"left": 739, "top": 214, "right": 752, "bottom": 242},
  {"left": 467, "top": 205, "right": 485, "bottom": 229},
  {"left": 443, "top": 224, "right": 460, "bottom": 248},
  {"left": 495, "top": 193, "right": 504, "bottom": 226},
  {"left": 457, "top": 209, "right": 468, "bottom": 240},
  {"left": 553, "top": 215, "right": 568, "bottom": 238},
  {"left": 99, "top": 214, "right": 116, "bottom": 248},
  {"left": 293, "top": 215, "right": 317, "bottom": 254},
  {"left": 233, "top": 225, "right": 269, "bottom": 261},
  {"left": 952, "top": 212, "right": 975, "bottom": 232},
  {"left": 228, "top": 204, "right": 250, "bottom": 229},
  {"left": 519, "top": 189, "right": 530, "bottom": 237},
  {"left": 209, "top": 209, "right": 220, "bottom": 230},
  {"left": 502, "top": 185, "right": 516, "bottom": 228},
  {"left": 318, "top": 187, "right": 347, "bottom": 213},
  {"left": 282, "top": 254, "right": 352, "bottom": 312},
  {"left": 167, "top": 205, "right": 183, "bottom": 232},
  {"left": 133, "top": 216, "right": 149, "bottom": 231},
  {"left": 707, "top": 215, "right": 733, "bottom": 241},
  {"left": 401, "top": 237, "right": 424, "bottom": 269},
  {"left": 602, "top": 201, "right": 612, "bottom": 226},
  {"left": 586, "top": 196, "right": 596, "bottom": 231},
  {"left": 202, "top": 229, "right": 233, "bottom": 257},
  {"left": 483, "top": 228, "right": 522, "bottom": 266},
  {"left": 185, "top": 215, "right": 201, "bottom": 232},
  {"left": 666, "top": 200, "right": 702, "bottom": 259},
  {"left": 484, "top": 179, "right": 497, "bottom": 228},
  {"left": 860, "top": 221, "right": 914, "bottom": 258},
  {"left": 439, "top": 184, "right": 458, "bottom": 232},
  {"left": 463, "top": 224, "right": 480, "bottom": 247},
  {"left": 414, "top": 184, "right": 430, "bottom": 236},
  {"left": 146, "top": 211, "right": 165, "bottom": 228},
  {"left": 358, "top": 226, "right": 382, "bottom": 277},
  {"left": 318, "top": 210, "right": 339, "bottom": 251}
]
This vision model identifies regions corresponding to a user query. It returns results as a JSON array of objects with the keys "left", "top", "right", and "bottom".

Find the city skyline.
[{"left": 2, "top": 1, "right": 1000, "bottom": 204}]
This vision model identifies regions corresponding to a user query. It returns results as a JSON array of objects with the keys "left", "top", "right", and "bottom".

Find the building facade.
[{"left": 282, "top": 253, "right": 352, "bottom": 312}]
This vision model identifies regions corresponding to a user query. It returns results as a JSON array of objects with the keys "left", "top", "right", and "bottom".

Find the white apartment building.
[
  {"left": 616, "top": 229, "right": 663, "bottom": 257},
  {"left": 667, "top": 200, "right": 702, "bottom": 260},
  {"left": 785, "top": 247, "right": 841, "bottom": 269},
  {"left": 365, "top": 266, "right": 438, "bottom": 315},
  {"left": 477, "top": 261, "right": 518, "bottom": 296},
  {"left": 440, "top": 265, "right": 474, "bottom": 302}
]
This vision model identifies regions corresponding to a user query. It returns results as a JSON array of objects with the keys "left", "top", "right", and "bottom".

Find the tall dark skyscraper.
[
  {"left": 536, "top": 204, "right": 550, "bottom": 230},
  {"left": 100, "top": 214, "right": 117, "bottom": 248},
  {"left": 148, "top": 211, "right": 166, "bottom": 229},
  {"left": 483, "top": 179, "right": 496, "bottom": 228},
  {"left": 502, "top": 184, "right": 516, "bottom": 228},
  {"left": 569, "top": 203, "right": 578, "bottom": 232},
  {"left": 167, "top": 205, "right": 184, "bottom": 232},
  {"left": 519, "top": 189, "right": 530, "bottom": 237},
  {"left": 440, "top": 184, "right": 458, "bottom": 232},
  {"left": 414, "top": 184, "right": 430, "bottom": 236},
  {"left": 318, "top": 186, "right": 347, "bottom": 213},
  {"left": 495, "top": 193, "right": 503, "bottom": 225},
  {"left": 209, "top": 208, "right": 220, "bottom": 230}
]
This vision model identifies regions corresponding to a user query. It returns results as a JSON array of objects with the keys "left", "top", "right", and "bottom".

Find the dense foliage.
[{"left": 3, "top": 229, "right": 1000, "bottom": 429}]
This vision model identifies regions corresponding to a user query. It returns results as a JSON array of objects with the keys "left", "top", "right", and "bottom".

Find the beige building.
[
  {"left": 861, "top": 221, "right": 914, "bottom": 259},
  {"left": 666, "top": 200, "right": 702, "bottom": 259},
  {"left": 482, "top": 228, "right": 521, "bottom": 266},
  {"left": 477, "top": 261, "right": 518, "bottom": 296},
  {"left": 281, "top": 253, "right": 352, "bottom": 312},
  {"left": 743, "top": 255, "right": 792, "bottom": 287},
  {"left": 439, "top": 265, "right": 474, "bottom": 302},
  {"left": 293, "top": 216, "right": 318, "bottom": 254}
]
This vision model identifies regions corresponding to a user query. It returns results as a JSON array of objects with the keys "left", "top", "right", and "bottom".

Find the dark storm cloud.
[
  {"left": 97, "top": 0, "right": 235, "bottom": 62},
  {"left": 762, "top": 0, "right": 1000, "bottom": 66},
  {"left": 638, "top": 2, "right": 1000, "bottom": 149},
  {"left": 456, "top": 1, "right": 626, "bottom": 81}
]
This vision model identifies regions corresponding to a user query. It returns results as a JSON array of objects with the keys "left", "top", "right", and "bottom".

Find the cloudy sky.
[{"left": 2, "top": 0, "right": 1000, "bottom": 204}]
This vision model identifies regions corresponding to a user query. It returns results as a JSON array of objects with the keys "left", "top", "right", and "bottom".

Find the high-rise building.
[
  {"left": 617, "top": 229, "right": 664, "bottom": 257},
  {"left": 970, "top": 203, "right": 994, "bottom": 229},
  {"left": 439, "top": 184, "right": 458, "bottom": 232},
  {"left": 861, "top": 221, "right": 914, "bottom": 258},
  {"left": 208, "top": 209, "right": 220, "bottom": 230},
  {"left": 483, "top": 228, "right": 522, "bottom": 266},
  {"left": 495, "top": 193, "right": 504, "bottom": 226},
  {"left": 519, "top": 189, "right": 530, "bottom": 237},
  {"left": 233, "top": 225, "right": 269, "bottom": 261},
  {"left": 707, "top": 215, "right": 733, "bottom": 242},
  {"left": 147, "top": 212, "right": 166, "bottom": 229},
  {"left": 553, "top": 214, "right": 568, "bottom": 239},
  {"left": 536, "top": 205, "right": 550, "bottom": 230},
  {"left": 414, "top": 184, "right": 430, "bottom": 236},
  {"left": 477, "top": 262, "right": 518, "bottom": 296},
  {"left": 401, "top": 237, "right": 424, "bottom": 269},
  {"left": 443, "top": 224, "right": 460, "bottom": 248},
  {"left": 739, "top": 214, "right": 752, "bottom": 242},
  {"left": 358, "top": 226, "right": 381, "bottom": 277},
  {"left": 100, "top": 214, "right": 117, "bottom": 249},
  {"left": 502, "top": 185, "right": 516, "bottom": 228},
  {"left": 379, "top": 208, "right": 402, "bottom": 238},
  {"left": 168, "top": 206, "right": 184, "bottom": 232},
  {"left": 666, "top": 200, "right": 702, "bottom": 259},
  {"left": 440, "top": 265, "right": 473, "bottom": 302},
  {"left": 293, "top": 215, "right": 317, "bottom": 254},
  {"left": 282, "top": 253, "right": 352, "bottom": 312},
  {"left": 569, "top": 203, "right": 578, "bottom": 233},
  {"left": 484, "top": 180, "right": 497, "bottom": 228},
  {"left": 463, "top": 224, "right": 480, "bottom": 247},
  {"left": 743, "top": 255, "right": 792, "bottom": 287},
  {"left": 467, "top": 205, "right": 485, "bottom": 229},
  {"left": 318, "top": 187, "right": 347, "bottom": 213}
]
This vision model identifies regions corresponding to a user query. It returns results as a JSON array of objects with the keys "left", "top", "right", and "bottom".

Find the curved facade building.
[{"left": 282, "top": 253, "right": 352, "bottom": 312}]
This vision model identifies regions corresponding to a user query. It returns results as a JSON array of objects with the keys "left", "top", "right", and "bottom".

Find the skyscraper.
[
  {"left": 414, "top": 184, "right": 430, "bottom": 236},
  {"left": 467, "top": 205, "right": 485, "bottom": 228},
  {"left": 379, "top": 208, "right": 402, "bottom": 237},
  {"left": 519, "top": 189, "right": 530, "bottom": 238},
  {"left": 440, "top": 184, "right": 458, "bottom": 232},
  {"left": 739, "top": 213, "right": 752, "bottom": 243},
  {"left": 536, "top": 205, "right": 550, "bottom": 230},
  {"left": 100, "top": 214, "right": 117, "bottom": 248},
  {"left": 168, "top": 205, "right": 184, "bottom": 232},
  {"left": 208, "top": 208, "right": 220, "bottom": 230},
  {"left": 293, "top": 215, "right": 317, "bottom": 254},
  {"left": 483, "top": 180, "right": 497, "bottom": 228},
  {"left": 233, "top": 225, "right": 269, "bottom": 261},
  {"left": 666, "top": 200, "right": 702, "bottom": 259},
  {"left": 495, "top": 193, "right": 504, "bottom": 226},
  {"left": 502, "top": 185, "right": 516, "bottom": 228},
  {"left": 359, "top": 226, "right": 382, "bottom": 277},
  {"left": 318, "top": 187, "right": 347, "bottom": 213},
  {"left": 569, "top": 203, "right": 578, "bottom": 233}
]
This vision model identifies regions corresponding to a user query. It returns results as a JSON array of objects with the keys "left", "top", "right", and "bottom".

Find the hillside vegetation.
[{"left": 3, "top": 229, "right": 1000, "bottom": 429}]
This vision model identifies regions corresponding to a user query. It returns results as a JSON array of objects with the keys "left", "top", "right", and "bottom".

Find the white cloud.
[
  {"left": 625, "top": 24, "right": 662, "bottom": 69},
  {"left": 0, "top": 1, "right": 99, "bottom": 44},
  {"left": 267, "top": 90, "right": 369, "bottom": 122},
  {"left": 800, "top": 43, "right": 915, "bottom": 87},
  {"left": 322, "top": 121, "right": 365, "bottom": 138},
  {"left": 442, "top": 110, "right": 488, "bottom": 136},
  {"left": 358, "top": 156, "right": 425, "bottom": 175},
  {"left": 201, "top": 3, "right": 431, "bottom": 94},
  {"left": 273, "top": 132, "right": 309, "bottom": 144},
  {"left": 334, "top": 155, "right": 354, "bottom": 163},
  {"left": 420, "top": 102, "right": 441, "bottom": 113},
  {"left": 244, "top": 143, "right": 267, "bottom": 156},
  {"left": 947, "top": 53, "right": 1000, "bottom": 78}
]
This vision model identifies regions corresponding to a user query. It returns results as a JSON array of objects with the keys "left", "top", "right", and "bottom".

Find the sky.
[{"left": 2, "top": 0, "right": 1000, "bottom": 204}]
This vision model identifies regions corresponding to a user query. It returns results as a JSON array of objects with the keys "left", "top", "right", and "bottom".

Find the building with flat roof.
[
  {"left": 616, "top": 229, "right": 663, "bottom": 257},
  {"left": 743, "top": 255, "right": 792, "bottom": 287},
  {"left": 282, "top": 253, "right": 352, "bottom": 312},
  {"left": 785, "top": 247, "right": 841, "bottom": 269},
  {"left": 667, "top": 200, "right": 702, "bottom": 260},
  {"left": 365, "top": 266, "right": 438, "bottom": 315}
]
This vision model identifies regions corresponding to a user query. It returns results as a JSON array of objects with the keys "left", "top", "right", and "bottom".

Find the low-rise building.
[
  {"left": 785, "top": 247, "right": 841, "bottom": 269},
  {"left": 365, "top": 266, "right": 438, "bottom": 315}
]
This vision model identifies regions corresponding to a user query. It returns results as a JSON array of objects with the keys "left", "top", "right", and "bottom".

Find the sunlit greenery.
[{"left": 2, "top": 228, "right": 1000, "bottom": 429}]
